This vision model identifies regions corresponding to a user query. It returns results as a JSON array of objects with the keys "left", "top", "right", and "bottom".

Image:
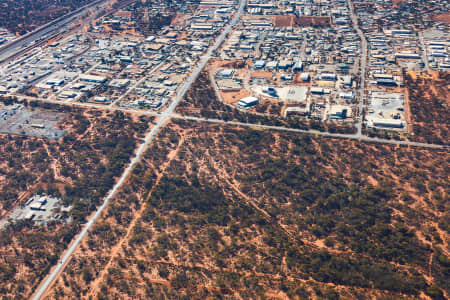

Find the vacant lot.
[
  {"left": 0, "top": 99, "right": 153, "bottom": 298},
  {"left": 177, "top": 70, "right": 356, "bottom": 134},
  {"left": 432, "top": 13, "right": 450, "bottom": 24},
  {"left": 0, "top": 104, "right": 66, "bottom": 139},
  {"left": 47, "top": 121, "right": 449, "bottom": 299},
  {"left": 405, "top": 71, "right": 450, "bottom": 145},
  {"left": 274, "top": 16, "right": 331, "bottom": 28}
]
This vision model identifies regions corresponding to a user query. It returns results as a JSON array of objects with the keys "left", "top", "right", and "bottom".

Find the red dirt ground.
[
  {"left": 432, "top": 13, "right": 450, "bottom": 24},
  {"left": 273, "top": 16, "right": 331, "bottom": 27}
]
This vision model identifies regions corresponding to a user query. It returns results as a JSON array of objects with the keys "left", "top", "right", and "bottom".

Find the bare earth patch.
[{"left": 45, "top": 121, "right": 449, "bottom": 299}]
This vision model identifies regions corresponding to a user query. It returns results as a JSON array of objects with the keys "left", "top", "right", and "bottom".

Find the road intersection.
[
  {"left": 9, "top": 0, "right": 447, "bottom": 298},
  {"left": 31, "top": 0, "right": 248, "bottom": 298}
]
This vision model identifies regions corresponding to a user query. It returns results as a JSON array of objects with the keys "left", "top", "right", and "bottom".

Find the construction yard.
[{"left": 0, "top": 103, "right": 66, "bottom": 139}]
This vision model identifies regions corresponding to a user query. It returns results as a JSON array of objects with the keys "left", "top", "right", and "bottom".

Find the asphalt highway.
[
  {"left": 419, "top": 32, "right": 430, "bottom": 72},
  {"left": 172, "top": 114, "right": 448, "bottom": 149},
  {"left": 0, "top": 0, "right": 105, "bottom": 63},
  {"left": 11, "top": 92, "right": 448, "bottom": 151},
  {"left": 30, "top": 0, "right": 247, "bottom": 298},
  {"left": 347, "top": 0, "right": 368, "bottom": 138},
  {"left": 18, "top": 0, "right": 450, "bottom": 296},
  {"left": 10, "top": 91, "right": 448, "bottom": 151}
]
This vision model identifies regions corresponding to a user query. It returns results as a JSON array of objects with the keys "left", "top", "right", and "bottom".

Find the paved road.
[
  {"left": 347, "top": 0, "right": 367, "bottom": 138},
  {"left": 31, "top": 0, "right": 247, "bottom": 298},
  {"left": 109, "top": 61, "right": 165, "bottom": 107},
  {"left": 17, "top": 1, "right": 450, "bottom": 295},
  {"left": 31, "top": 115, "right": 167, "bottom": 300},
  {"left": 22, "top": 0, "right": 449, "bottom": 296},
  {"left": 53, "top": 62, "right": 102, "bottom": 102},
  {"left": 211, "top": 69, "right": 269, "bottom": 117},
  {"left": 11, "top": 91, "right": 448, "bottom": 151},
  {"left": 161, "top": 0, "right": 246, "bottom": 118},
  {"left": 171, "top": 114, "right": 448, "bottom": 150},
  {"left": 0, "top": 0, "right": 107, "bottom": 63},
  {"left": 419, "top": 32, "right": 430, "bottom": 72}
]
